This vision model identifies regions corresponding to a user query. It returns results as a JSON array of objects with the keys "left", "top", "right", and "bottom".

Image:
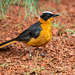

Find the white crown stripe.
[{"left": 42, "top": 11, "right": 54, "bottom": 15}]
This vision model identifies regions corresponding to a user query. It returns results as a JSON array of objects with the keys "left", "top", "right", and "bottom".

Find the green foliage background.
[{"left": 0, "top": 0, "right": 61, "bottom": 19}]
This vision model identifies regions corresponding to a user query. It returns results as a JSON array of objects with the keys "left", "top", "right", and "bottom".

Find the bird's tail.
[{"left": 0, "top": 39, "right": 17, "bottom": 48}]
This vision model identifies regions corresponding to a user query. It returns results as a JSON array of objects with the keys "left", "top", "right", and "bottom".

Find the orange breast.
[{"left": 26, "top": 22, "right": 52, "bottom": 47}]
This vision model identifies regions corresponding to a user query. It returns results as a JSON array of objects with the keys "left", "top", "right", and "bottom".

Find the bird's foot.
[
  {"left": 39, "top": 49, "right": 49, "bottom": 57},
  {"left": 40, "top": 52, "right": 49, "bottom": 57},
  {"left": 29, "top": 47, "right": 32, "bottom": 59}
]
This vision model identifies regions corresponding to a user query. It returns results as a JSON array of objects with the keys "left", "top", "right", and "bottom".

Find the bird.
[{"left": 0, "top": 11, "right": 59, "bottom": 58}]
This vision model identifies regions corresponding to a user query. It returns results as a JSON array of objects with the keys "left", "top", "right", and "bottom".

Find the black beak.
[{"left": 53, "top": 14, "right": 59, "bottom": 17}]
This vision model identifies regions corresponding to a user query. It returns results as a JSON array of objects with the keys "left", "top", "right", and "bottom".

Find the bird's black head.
[{"left": 40, "top": 11, "right": 59, "bottom": 21}]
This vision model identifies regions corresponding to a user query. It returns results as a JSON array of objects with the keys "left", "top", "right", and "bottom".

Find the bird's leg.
[
  {"left": 29, "top": 47, "right": 32, "bottom": 59},
  {"left": 38, "top": 48, "right": 49, "bottom": 57}
]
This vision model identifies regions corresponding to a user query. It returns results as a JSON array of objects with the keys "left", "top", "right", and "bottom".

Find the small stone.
[
  {"left": 6, "top": 58, "right": 11, "bottom": 63},
  {"left": 25, "top": 54, "right": 30, "bottom": 59},
  {"left": 71, "top": 34, "right": 75, "bottom": 38}
]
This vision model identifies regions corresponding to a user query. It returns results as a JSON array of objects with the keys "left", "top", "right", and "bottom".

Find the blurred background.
[{"left": 0, "top": 0, "right": 75, "bottom": 75}]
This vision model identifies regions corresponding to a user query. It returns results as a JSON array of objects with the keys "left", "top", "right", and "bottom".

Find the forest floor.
[{"left": 0, "top": 0, "right": 75, "bottom": 75}]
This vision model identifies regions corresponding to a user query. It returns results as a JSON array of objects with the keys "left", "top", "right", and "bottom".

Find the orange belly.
[{"left": 26, "top": 30, "right": 52, "bottom": 47}]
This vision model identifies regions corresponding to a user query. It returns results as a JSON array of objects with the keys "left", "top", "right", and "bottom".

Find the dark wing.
[{"left": 16, "top": 21, "right": 42, "bottom": 42}]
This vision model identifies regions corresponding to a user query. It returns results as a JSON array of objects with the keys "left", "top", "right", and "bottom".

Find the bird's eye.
[
  {"left": 48, "top": 15, "right": 50, "bottom": 17},
  {"left": 48, "top": 14, "right": 53, "bottom": 17}
]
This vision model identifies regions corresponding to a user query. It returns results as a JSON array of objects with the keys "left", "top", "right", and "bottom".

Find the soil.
[{"left": 0, "top": 0, "right": 75, "bottom": 75}]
